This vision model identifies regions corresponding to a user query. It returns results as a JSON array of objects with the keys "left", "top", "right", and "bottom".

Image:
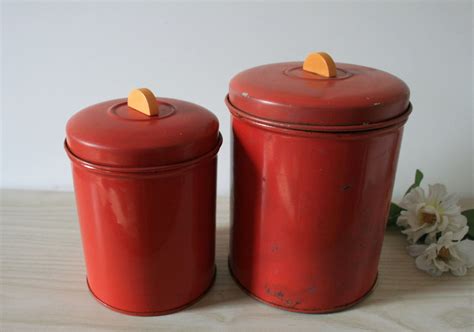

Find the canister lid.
[
  {"left": 228, "top": 52, "right": 410, "bottom": 129},
  {"left": 66, "top": 88, "right": 220, "bottom": 168}
]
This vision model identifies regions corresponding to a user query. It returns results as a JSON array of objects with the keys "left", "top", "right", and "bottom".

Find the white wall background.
[{"left": 2, "top": 1, "right": 473, "bottom": 198}]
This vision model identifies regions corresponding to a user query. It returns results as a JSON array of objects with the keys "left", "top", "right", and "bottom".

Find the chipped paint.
[
  {"left": 264, "top": 285, "right": 302, "bottom": 308},
  {"left": 342, "top": 184, "right": 352, "bottom": 191},
  {"left": 307, "top": 286, "right": 316, "bottom": 294}
]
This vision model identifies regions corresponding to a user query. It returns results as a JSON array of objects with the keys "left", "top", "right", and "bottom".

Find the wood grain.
[{"left": 1, "top": 190, "right": 473, "bottom": 331}]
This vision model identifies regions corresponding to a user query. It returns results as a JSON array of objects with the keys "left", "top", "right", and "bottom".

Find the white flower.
[
  {"left": 397, "top": 184, "right": 467, "bottom": 243},
  {"left": 407, "top": 228, "right": 474, "bottom": 276}
]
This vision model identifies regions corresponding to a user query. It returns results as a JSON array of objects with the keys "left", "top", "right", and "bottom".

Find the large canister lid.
[
  {"left": 228, "top": 52, "right": 410, "bottom": 129},
  {"left": 66, "top": 88, "right": 220, "bottom": 168}
]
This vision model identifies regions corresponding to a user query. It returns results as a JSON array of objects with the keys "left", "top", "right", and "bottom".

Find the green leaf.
[
  {"left": 404, "top": 169, "right": 424, "bottom": 196},
  {"left": 387, "top": 203, "right": 405, "bottom": 229},
  {"left": 461, "top": 209, "right": 474, "bottom": 240}
]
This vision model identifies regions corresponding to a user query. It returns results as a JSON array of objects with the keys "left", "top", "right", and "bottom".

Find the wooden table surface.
[{"left": 1, "top": 190, "right": 473, "bottom": 331}]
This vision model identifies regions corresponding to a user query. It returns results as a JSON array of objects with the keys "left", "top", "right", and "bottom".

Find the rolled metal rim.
[
  {"left": 64, "top": 133, "right": 222, "bottom": 176},
  {"left": 226, "top": 95, "right": 412, "bottom": 134}
]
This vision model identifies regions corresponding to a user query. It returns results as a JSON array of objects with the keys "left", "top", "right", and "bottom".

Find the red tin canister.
[
  {"left": 227, "top": 52, "right": 412, "bottom": 313},
  {"left": 65, "top": 88, "right": 222, "bottom": 315}
]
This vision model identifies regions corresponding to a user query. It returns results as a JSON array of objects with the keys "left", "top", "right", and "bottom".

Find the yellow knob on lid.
[
  {"left": 303, "top": 52, "right": 337, "bottom": 78},
  {"left": 127, "top": 88, "right": 159, "bottom": 116}
]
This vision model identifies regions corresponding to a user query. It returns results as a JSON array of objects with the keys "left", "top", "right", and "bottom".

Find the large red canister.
[
  {"left": 227, "top": 52, "right": 412, "bottom": 313},
  {"left": 65, "top": 88, "right": 222, "bottom": 315}
]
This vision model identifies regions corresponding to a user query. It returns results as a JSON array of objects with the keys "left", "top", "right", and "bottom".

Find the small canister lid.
[
  {"left": 66, "top": 88, "right": 220, "bottom": 168},
  {"left": 228, "top": 52, "right": 410, "bottom": 130}
]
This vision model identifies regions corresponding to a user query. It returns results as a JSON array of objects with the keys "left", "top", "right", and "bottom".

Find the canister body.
[
  {"left": 229, "top": 107, "right": 407, "bottom": 313},
  {"left": 67, "top": 144, "right": 219, "bottom": 315}
]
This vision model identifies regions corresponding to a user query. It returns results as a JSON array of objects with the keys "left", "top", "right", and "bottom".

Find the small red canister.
[
  {"left": 227, "top": 52, "right": 412, "bottom": 313},
  {"left": 65, "top": 88, "right": 222, "bottom": 315}
]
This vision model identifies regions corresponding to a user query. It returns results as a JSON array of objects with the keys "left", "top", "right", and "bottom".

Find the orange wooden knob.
[
  {"left": 128, "top": 88, "right": 159, "bottom": 117},
  {"left": 303, "top": 52, "right": 337, "bottom": 78}
]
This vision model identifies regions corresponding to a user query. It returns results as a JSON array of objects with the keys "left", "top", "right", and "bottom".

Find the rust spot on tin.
[
  {"left": 342, "top": 184, "right": 352, "bottom": 191},
  {"left": 264, "top": 286, "right": 302, "bottom": 308},
  {"left": 284, "top": 299, "right": 301, "bottom": 307}
]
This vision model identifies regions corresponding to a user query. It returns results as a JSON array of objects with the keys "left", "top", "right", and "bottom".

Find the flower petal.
[
  {"left": 427, "top": 184, "right": 448, "bottom": 205},
  {"left": 400, "top": 187, "right": 426, "bottom": 209},
  {"left": 416, "top": 254, "right": 443, "bottom": 276},
  {"left": 449, "top": 226, "right": 469, "bottom": 241},
  {"left": 415, "top": 254, "right": 433, "bottom": 271},
  {"left": 445, "top": 214, "right": 468, "bottom": 234},
  {"left": 439, "top": 193, "right": 461, "bottom": 215},
  {"left": 457, "top": 240, "right": 474, "bottom": 267},
  {"left": 451, "top": 265, "right": 467, "bottom": 276},
  {"left": 438, "top": 232, "right": 454, "bottom": 245}
]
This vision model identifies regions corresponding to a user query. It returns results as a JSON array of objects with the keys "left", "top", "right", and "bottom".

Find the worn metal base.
[
  {"left": 228, "top": 259, "right": 377, "bottom": 314},
  {"left": 86, "top": 266, "right": 216, "bottom": 316}
]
